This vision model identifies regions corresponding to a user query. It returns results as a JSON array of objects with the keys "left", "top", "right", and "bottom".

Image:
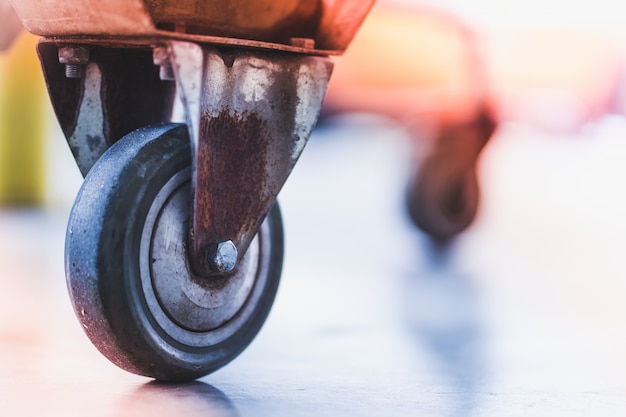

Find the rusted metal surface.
[
  {"left": 11, "top": 0, "right": 154, "bottom": 37},
  {"left": 164, "top": 42, "right": 333, "bottom": 275},
  {"left": 147, "top": 0, "right": 322, "bottom": 45},
  {"left": 11, "top": 0, "right": 375, "bottom": 54},
  {"left": 195, "top": 109, "right": 271, "bottom": 257},
  {"left": 37, "top": 40, "right": 176, "bottom": 175}
]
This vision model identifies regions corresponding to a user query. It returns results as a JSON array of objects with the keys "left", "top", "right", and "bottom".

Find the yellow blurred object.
[{"left": 0, "top": 31, "right": 46, "bottom": 206}]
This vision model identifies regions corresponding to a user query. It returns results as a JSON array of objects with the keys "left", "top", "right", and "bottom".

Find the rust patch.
[{"left": 190, "top": 109, "right": 272, "bottom": 275}]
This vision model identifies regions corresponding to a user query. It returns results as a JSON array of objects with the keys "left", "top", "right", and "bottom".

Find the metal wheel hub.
[{"left": 140, "top": 168, "right": 259, "bottom": 335}]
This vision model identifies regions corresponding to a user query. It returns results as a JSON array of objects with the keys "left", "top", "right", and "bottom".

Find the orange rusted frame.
[{"left": 10, "top": 0, "right": 374, "bottom": 54}]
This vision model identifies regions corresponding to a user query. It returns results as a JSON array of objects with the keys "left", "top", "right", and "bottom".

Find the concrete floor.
[{"left": 1, "top": 115, "right": 626, "bottom": 416}]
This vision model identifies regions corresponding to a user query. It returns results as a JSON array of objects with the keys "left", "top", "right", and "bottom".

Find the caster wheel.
[
  {"left": 66, "top": 124, "right": 283, "bottom": 381},
  {"left": 406, "top": 155, "right": 480, "bottom": 242}
]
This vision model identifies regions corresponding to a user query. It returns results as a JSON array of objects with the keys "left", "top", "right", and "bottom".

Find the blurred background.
[
  {"left": 2, "top": 0, "right": 626, "bottom": 416},
  {"left": 3, "top": 0, "right": 626, "bottom": 209}
]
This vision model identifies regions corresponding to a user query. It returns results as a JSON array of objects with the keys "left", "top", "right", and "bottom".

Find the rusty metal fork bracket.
[
  {"left": 163, "top": 41, "right": 333, "bottom": 275},
  {"left": 37, "top": 40, "right": 177, "bottom": 176},
  {"left": 37, "top": 37, "right": 332, "bottom": 276}
]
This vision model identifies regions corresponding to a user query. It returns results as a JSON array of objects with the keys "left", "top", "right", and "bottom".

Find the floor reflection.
[
  {"left": 117, "top": 381, "right": 239, "bottom": 417},
  {"left": 404, "top": 238, "right": 486, "bottom": 416}
]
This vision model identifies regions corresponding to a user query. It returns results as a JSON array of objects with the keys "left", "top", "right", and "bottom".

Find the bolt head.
[
  {"left": 58, "top": 46, "right": 89, "bottom": 64},
  {"left": 208, "top": 240, "right": 238, "bottom": 273}
]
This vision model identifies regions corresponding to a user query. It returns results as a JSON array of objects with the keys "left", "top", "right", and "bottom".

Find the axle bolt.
[{"left": 208, "top": 240, "right": 238, "bottom": 273}]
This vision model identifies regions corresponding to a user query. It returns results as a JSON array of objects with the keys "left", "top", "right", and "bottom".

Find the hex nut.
[
  {"left": 58, "top": 46, "right": 90, "bottom": 64},
  {"left": 208, "top": 240, "right": 238, "bottom": 273}
]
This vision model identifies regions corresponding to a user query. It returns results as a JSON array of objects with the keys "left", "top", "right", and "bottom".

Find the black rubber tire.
[
  {"left": 65, "top": 123, "right": 283, "bottom": 381},
  {"left": 406, "top": 156, "right": 480, "bottom": 243}
]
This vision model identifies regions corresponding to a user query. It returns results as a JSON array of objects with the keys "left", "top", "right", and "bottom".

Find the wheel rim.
[{"left": 140, "top": 167, "right": 272, "bottom": 346}]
